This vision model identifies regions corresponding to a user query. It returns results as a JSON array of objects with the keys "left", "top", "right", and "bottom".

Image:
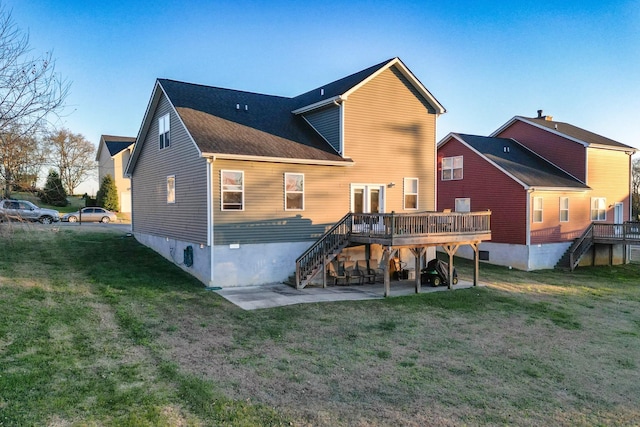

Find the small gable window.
[
  {"left": 221, "top": 170, "right": 244, "bottom": 211},
  {"left": 442, "top": 156, "right": 463, "bottom": 181},
  {"left": 533, "top": 197, "right": 543, "bottom": 223},
  {"left": 403, "top": 178, "right": 418, "bottom": 210},
  {"left": 285, "top": 173, "right": 304, "bottom": 211},
  {"left": 167, "top": 175, "right": 175, "bottom": 204},
  {"left": 560, "top": 197, "right": 569, "bottom": 222},
  {"left": 159, "top": 113, "right": 171, "bottom": 149},
  {"left": 591, "top": 197, "right": 606, "bottom": 221}
]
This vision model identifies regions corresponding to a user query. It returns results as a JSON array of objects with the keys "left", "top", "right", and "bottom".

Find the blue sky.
[{"left": 5, "top": 0, "right": 640, "bottom": 193}]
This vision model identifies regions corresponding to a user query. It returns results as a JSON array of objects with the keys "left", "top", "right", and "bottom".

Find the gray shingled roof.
[
  {"left": 455, "top": 134, "right": 589, "bottom": 189},
  {"left": 523, "top": 117, "right": 634, "bottom": 150},
  {"left": 102, "top": 135, "right": 135, "bottom": 156},
  {"left": 159, "top": 79, "right": 349, "bottom": 162}
]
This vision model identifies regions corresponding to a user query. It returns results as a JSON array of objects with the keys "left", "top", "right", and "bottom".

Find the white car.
[
  {"left": 0, "top": 199, "right": 60, "bottom": 224},
  {"left": 62, "top": 207, "right": 118, "bottom": 223}
]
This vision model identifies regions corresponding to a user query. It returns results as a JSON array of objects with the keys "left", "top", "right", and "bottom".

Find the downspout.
[
  {"left": 525, "top": 188, "right": 533, "bottom": 247},
  {"left": 338, "top": 99, "right": 345, "bottom": 156},
  {"left": 207, "top": 156, "right": 215, "bottom": 285}
]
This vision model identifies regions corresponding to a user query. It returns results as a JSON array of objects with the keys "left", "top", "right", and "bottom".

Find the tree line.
[{"left": 0, "top": 3, "right": 96, "bottom": 203}]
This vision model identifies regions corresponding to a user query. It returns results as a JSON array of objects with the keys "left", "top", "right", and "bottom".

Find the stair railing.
[
  {"left": 295, "top": 213, "right": 352, "bottom": 289},
  {"left": 568, "top": 223, "right": 594, "bottom": 271}
]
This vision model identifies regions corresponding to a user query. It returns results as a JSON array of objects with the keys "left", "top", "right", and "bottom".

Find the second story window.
[
  {"left": 403, "top": 178, "right": 418, "bottom": 210},
  {"left": 221, "top": 170, "right": 244, "bottom": 211},
  {"left": 442, "top": 156, "right": 463, "bottom": 180},
  {"left": 159, "top": 113, "right": 170, "bottom": 149}
]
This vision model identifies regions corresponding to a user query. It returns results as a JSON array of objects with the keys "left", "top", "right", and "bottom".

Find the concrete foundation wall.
[
  {"left": 134, "top": 232, "right": 212, "bottom": 286},
  {"left": 579, "top": 244, "right": 627, "bottom": 267},
  {"left": 212, "top": 241, "right": 313, "bottom": 287},
  {"left": 451, "top": 241, "right": 571, "bottom": 271}
]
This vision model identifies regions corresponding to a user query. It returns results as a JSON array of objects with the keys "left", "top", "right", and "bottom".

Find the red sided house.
[{"left": 437, "top": 113, "right": 636, "bottom": 270}]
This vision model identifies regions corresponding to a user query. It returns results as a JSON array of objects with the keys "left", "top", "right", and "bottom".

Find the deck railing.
[
  {"left": 351, "top": 210, "right": 491, "bottom": 238},
  {"left": 593, "top": 222, "right": 640, "bottom": 241}
]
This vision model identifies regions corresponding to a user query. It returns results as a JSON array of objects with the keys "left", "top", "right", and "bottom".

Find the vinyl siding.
[
  {"left": 586, "top": 147, "right": 631, "bottom": 222},
  {"left": 212, "top": 65, "right": 440, "bottom": 245},
  {"left": 131, "top": 94, "right": 209, "bottom": 244},
  {"left": 212, "top": 159, "right": 345, "bottom": 245},
  {"left": 438, "top": 138, "right": 527, "bottom": 244},
  {"left": 304, "top": 105, "right": 341, "bottom": 153},
  {"left": 529, "top": 190, "right": 591, "bottom": 244},
  {"left": 497, "top": 120, "right": 587, "bottom": 181},
  {"left": 343, "top": 66, "right": 437, "bottom": 212}
]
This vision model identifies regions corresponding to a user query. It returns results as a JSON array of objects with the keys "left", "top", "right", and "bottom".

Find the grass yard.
[{"left": 0, "top": 226, "right": 639, "bottom": 426}]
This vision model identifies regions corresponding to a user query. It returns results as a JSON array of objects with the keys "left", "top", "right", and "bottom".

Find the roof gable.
[
  {"left": 96, "top": 135, "right": 135, "bottom": 161},
  {"left": 442, "top": 133, "right": 589, "bottom": 189},
  {"left": 492, "top": 116, "right": 636, "bottom": 152},
  {"left": 292, "top": 57, "right": 445, "bottom": 115}
]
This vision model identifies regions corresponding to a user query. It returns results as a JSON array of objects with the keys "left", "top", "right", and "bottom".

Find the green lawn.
[{"left": 0, "top": 227, "right": 639, "bottom": 426}]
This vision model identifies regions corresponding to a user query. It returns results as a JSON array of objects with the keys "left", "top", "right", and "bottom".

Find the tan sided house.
[
  {"left": 96, "top": 135, "right": 136, "bottom": 215},
  {"left": 125, "top": 58, "right": 491, "bottom": 290}
]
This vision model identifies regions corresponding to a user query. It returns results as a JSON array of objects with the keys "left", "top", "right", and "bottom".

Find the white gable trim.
[
  {"left": 125, "top": 80, "right": 202, "bottom": 177},
  {"left": 201, "top": 152, "right": 354, "bottom": 166}
]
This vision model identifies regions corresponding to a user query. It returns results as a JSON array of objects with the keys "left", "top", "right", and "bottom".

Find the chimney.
[{"left": 536, "top": 109, "right": 554, "bottom": 121}]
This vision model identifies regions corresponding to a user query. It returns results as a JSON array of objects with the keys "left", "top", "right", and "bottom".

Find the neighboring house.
[
  {"left": 96, "top": 135, "right": 136, "bottom": 214},
  {"left": 437, "top": 112, "right": 636, "bottom": 270},
  {"left": 125, "top": 58, "right": 491, "bottom": 288}
]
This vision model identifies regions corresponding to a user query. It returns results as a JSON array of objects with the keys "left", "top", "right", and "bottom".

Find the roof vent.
[
  {"left": 503, "top": 146, "right": 510, "bottom": 153},
  {"left": 236, "top": 104, "right": 240, "bottom": 110},
  {"left": 320, "top": 88, "right": 324, "bottom": 96},
  {"left": 245, "top": 104, "right": 249, "bottom": 111}
]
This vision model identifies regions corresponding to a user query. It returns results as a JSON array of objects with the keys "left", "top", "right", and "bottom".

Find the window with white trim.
[
  {"left": 284, "top": 173, "right": 304, "bottom": 210},
  {"left": 167, "top": 175, "right": 175, "bottom": 204},
  {"left": 533, "top": 197, "right": 543, "bottom": 223},
  {"left": 442, "top": 156, "right": 463, "bottom": 180},
  {"left": 591, "top": 197, "right": 606, "bottom": 221},
  {"left": 455, "top": 198, "right": 471, "bottom": 212},
  {"left": 221, "top": 170, "right": 244, "bottom": 211},
  {"left": 560, "top": 197, "right": 569, "bottom": 222},
  {"left": 403, "top": 178, "right": 418, "bottom": 210},
  {"left": 159, "top": 113, "right": 170, "bottom": 149}
]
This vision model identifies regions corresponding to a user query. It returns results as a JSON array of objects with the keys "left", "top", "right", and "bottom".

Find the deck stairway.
[
  {"left": 556, "top": 222, "right": 640, "bottom": 271},
  {"left": 295, "top": 211, "right": 492, "bottom": 289}
]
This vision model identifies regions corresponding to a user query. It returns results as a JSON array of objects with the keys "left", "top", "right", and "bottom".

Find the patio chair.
[
  {"left": 327, "top": 260, "right": 349, "bottom": 285},
  {"left": 356, "top": 260, "right": 376, "bottom": 284},
  {"left": 345, "top": 261, "right": 365, "bottom": 285},
  {"left": 364, "top": 259, "right": 384, "bottom": 283}
]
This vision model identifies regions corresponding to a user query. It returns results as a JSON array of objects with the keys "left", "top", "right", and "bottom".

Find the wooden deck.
[
  {"left": 349, "top": 211, "right": 491, "bottom": 246},
  {"left": 295, "top": 210, "right": 492, "bottom": 294}
]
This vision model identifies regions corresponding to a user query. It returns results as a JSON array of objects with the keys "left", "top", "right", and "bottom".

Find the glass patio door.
[{"left": 352, "top": 184, "right": 384, "bottom": 231}]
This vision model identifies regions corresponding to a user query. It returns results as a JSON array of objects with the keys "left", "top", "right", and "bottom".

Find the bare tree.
[
  {"left": 0, "top": 3, "right": 69, "bottom": 197},
  {"left": 47, "top": 128, "right": 95, "bottom": 195},
  {"left": 0, "top": 127, "right": 47, "bottom": 196}
]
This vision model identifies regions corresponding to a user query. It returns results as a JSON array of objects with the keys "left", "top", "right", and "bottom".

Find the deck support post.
[
  {"left": 322, "top": 256, "right": 327, "bottom": 288},
  {"left": 410, "top": 247, "right": 426, "bottom": 293},
  {"left": 470, "top": 242, "right": 479, "bottom": 286},
  {"left": 383, "top": 246, "right": 392, "bottom": 297},
  {"left": 443, "top": 244, "right": 460, "bottom": 290}
]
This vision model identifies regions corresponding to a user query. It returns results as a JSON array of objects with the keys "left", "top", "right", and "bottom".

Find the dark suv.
[{"left": 0, "top": 199, "right": 61, "bottom": 224}]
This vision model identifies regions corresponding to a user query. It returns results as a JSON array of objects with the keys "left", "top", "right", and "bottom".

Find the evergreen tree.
[
  {"left": 96, "top": 174, "right": 119, "bottom": 212},
  {"left": 40, "top": 169, "right": 68, "bottom": 207}
]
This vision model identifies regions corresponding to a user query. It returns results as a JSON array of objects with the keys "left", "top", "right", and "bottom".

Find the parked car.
[
  {"left": 0, "top": 199, "right": 60, "bottom": 224},
  {"left": 61, "top": 207, "right": 118, "bottom": 223}
]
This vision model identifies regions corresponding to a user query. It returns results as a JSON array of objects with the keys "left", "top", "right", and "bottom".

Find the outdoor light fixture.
[{"left": 388, "top": 182, "right": 395, "bottom": 188}]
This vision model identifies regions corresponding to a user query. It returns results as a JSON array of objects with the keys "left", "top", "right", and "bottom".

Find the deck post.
[
  {"left": 410, "top": 247, "right": 426, "bottom": 293},
  {"left": 471, "top": 242, "right": 479, "bottom": 286},
  {"left": 383, "top": 246, "right": 391, "bottom": 297},
  {"left": 322, "top": 256, "right": 327, "bottom": 288},
  {"left": 443, "top": 244, "right": 460, "bottom": 290}
]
